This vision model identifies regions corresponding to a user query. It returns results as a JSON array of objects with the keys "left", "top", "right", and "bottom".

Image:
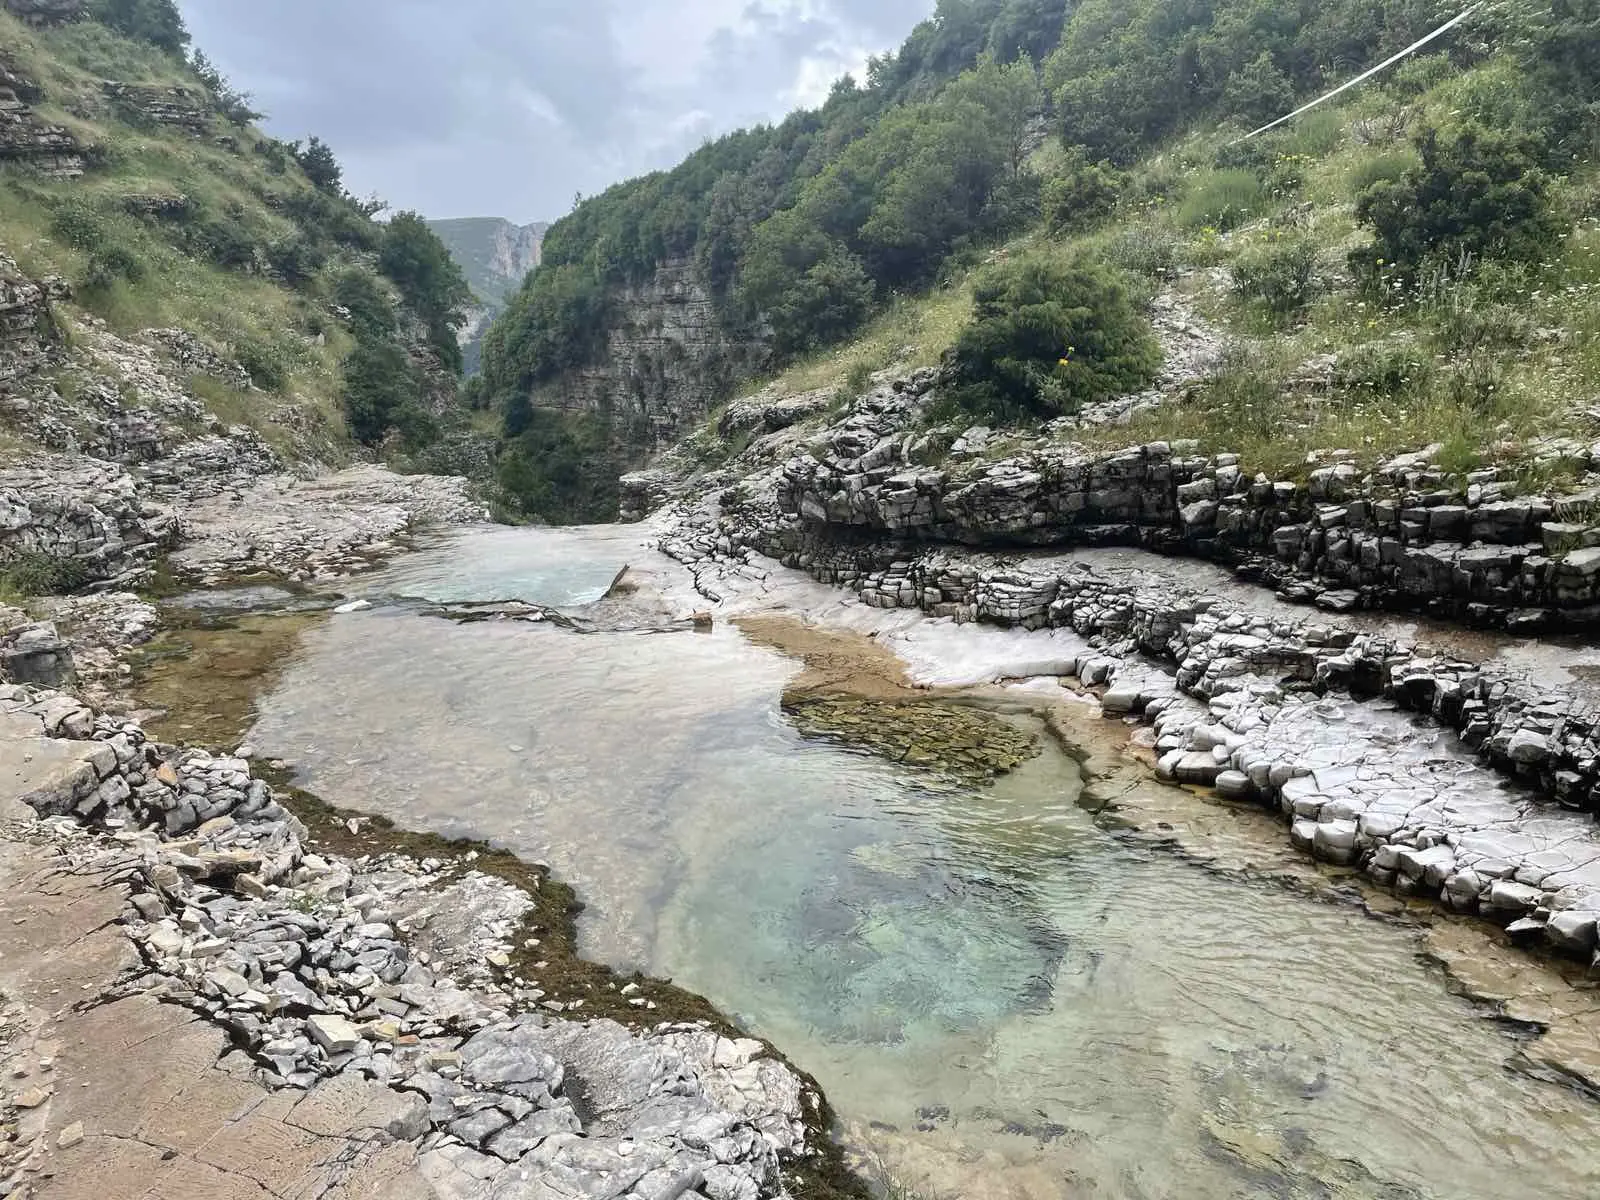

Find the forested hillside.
[
  {"left": 0, "top": 0, "right": 472, "bottom": 465},
  {"left": 480, "top": 0, "right": 1599, "bottom": 521}
]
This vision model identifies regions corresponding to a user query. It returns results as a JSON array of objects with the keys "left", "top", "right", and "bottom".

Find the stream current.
[{"left": 247, "top": 525, "right": 1600, "bottom": 1199}]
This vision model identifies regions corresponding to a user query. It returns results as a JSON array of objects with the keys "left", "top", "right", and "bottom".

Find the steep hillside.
[
  {"left": 428, "top": 215, "right": 546, "bottom": 374},
  {"left": 481, "top": 0, "right": 1600, "bottom": 524},
  {"left": 0, "top": 0, "right": 475, "bottom": 480}
]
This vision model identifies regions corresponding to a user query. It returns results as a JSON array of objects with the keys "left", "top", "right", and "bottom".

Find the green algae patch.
[
  {"left": 785, "top": 694, "right": 1040, "bottom": 787},
  {"left": 128, "top": 609, "right": 323, "bottom": 745}
]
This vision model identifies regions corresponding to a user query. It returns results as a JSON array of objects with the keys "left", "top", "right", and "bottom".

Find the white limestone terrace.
[{"left": 656, "top": 508, "right": 1600, "bottom": 971}]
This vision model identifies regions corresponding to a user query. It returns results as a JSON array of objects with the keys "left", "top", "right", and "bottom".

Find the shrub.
[
  {"left": 232, "top": 336, "right": 290, "bottom": 391},
  {"left": 1043, "top": 150, "right": 1122, "bottom": 232},
  {"left": 82, "top": 244, "right": 144, "bottom": 293},
  {"left": 1101, "top": 223, "right": 1178, "bottom": 278},
  {"left": 1345, "top": 149, "right": 1418, "bottom": 201},
  {"left": 1354, "top": 123, "right": 1563, "bottom": 276},
  {"left": 496, "top": 410, "right": 623, "bottom": 523},
  {"left": 1176, "top": 169, "right": 1267, "bottom": 231},
  {"left": 1231, "top": 237, "right": 1320, "bottom": 321},
  {"left": 0, "top": 552, "right": 89, "bottom": 598},
  {"left": 340, "top": 340, "right": 431, "bottom": 446},
  {"left": 49, "top": 200, "right": 108, "bottom": 252},
  {"left": 378, "top": 212, "right": 472, "bottom": 373},
  {"left": 945, "top": 257, "right": 1160, "bottom": 422},
  {"left": 1333, "top": 342, "right": 1434, "bottom": 397},
  {"left": 295, "top": 137, "right": 343, "bottom": 194},
  {"left": 1222, "top": 52, "right": 1295, "bottom": 128},
  {"left": 330, "top": 269, "right": 397, "bottom": 340},
  {"left": 88, "top": 0, "right": 189, "bottom": 56}
]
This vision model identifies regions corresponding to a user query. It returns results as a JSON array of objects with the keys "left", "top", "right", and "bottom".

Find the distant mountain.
[{"left": 427, "top": 218, "right": 549, "bottom": 373}]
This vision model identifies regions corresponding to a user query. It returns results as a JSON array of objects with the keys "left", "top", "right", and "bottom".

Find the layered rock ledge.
[{"left": 655, "top": 372, "right": 1600, "bottom": 631}]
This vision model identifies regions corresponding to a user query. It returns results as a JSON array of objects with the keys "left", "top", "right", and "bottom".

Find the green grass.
[{"left": 0, "top": 8, "right": 368, "bottom": 455}]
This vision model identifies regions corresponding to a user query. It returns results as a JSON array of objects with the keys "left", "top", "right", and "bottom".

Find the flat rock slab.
[
  {"left": 0, "top": 708, "right": 98, "bottom": 821},
  {"left": 0, "top": 831, "right": 441, "bottom": 1200}
]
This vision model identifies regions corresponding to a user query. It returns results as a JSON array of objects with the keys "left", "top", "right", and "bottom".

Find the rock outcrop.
[
  {"left": 100, "top": 81, "right": 212, "bottom": 137},
  {"left": 746, "top": 373, "right": 1600, "bottom": 630},
  {"left": 0, "top": 457, "right": 178, "bottom": 583},
  {"left": 0, "top": 253, "right": 62, "bottom": 392},
  {"left": 529, "top": 257, "right": 766, "bottom": 455},
  {"left": 0, "top": 58, "right": 82, "bottom": 176}
]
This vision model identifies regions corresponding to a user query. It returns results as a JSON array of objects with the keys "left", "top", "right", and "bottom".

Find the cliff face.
[
  {"left": 428, "top": 217, "right": 548, "bottom": 374},
  {"left": 530, "top": 256, "right": 767, "bottom": 454}
]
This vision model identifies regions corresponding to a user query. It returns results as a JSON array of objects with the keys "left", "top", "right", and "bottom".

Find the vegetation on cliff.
[
  {"left": 483, "top": 0, "right": 1600, "bottom": 518},
  {"left": 0, "top": 0, "right": 471, "bottom": 459}
]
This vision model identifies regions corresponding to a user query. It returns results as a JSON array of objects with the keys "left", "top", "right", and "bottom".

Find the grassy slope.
[
  {"left": 728, "top": 60, "right": 1599, "bottom": 488},
  {"left": 0, "top": 12, "right": 361, "bottom": 458}
]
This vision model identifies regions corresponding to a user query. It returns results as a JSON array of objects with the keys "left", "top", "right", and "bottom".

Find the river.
[{"left": 245, "top": 524, "right": 1600, "bottom": 1199}]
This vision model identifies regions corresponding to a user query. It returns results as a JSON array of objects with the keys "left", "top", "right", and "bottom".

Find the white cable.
[{"left": 1231, "top": 4, "right": 1483, "bottom": 143}]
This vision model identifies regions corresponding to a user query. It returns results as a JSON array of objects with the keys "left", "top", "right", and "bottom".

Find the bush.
[
  {"left": 1333, "top": 341, "right": 1434, "bottom": 397},
  {"left": 945, "top": 257, "right": 1161, "bottom": 422},
  {"left": 1222, "top": 52, "right": 1295, "bottom": 128},
  {"left": 49, "top": 200, "right": 108, "bottom": 252},
  {"left": 1345, "top": 149, "right": 1418, "bottom": 201},
  {"left": 1043, "top": 150, "right": 1122, "bottom": 232},
  {"left": 88, "top": 0, "right": 189, "bottom": 56},
  {"left": 378, "top": 212, "right": 472, "bottom": 373},
  {"left": 340, "top": 340, "right": 431, "bottom": 446},
  {"left": 330, "top": 269, "right": 397, "bottom": 340},
  {"left": 1100, "top": 223, "right": 1178, "bottom": 278},
  {"left": 1231, "top": 237, "right": 1320, "bottom": 321},
  {"left": 1176, "top": 169, "right": 1267, "bottom": 231},
  {"left": 232, "top": 336, "right": 290, "bottom": 391},
  {"left": 1354, "top": 123, "right": 1563, "bottom": 276},
  {"left": 0, "top": 552, "right": 89, "bottom": 598},
  {"left": 295, "top": 137, "right": 343, "bottom": 194},
  {"left": 82, "top": 244, "right": 144, "bottom": 293},
  {"left": 496, "top": 409, "right": 624, "bottom": 524}
]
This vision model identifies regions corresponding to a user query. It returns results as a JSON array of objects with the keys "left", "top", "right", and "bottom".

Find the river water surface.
[{"left": 249, "top": 526, "right": 1600, "bottom": 1199}]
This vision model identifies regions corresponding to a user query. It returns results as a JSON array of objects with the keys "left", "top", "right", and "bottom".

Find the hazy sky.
[{"left": 179, "top": 0, "right": 933, "bottom": 223}]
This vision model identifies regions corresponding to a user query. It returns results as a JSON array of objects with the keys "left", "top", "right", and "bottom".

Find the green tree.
[
  {"left": 295, "top": 137, "right": 343, "bottom": 194},
  {"left": 378, "top": 212, "right": 473, "bottom": 373},
  {"left": 738, "top": 214, "right": 875, "bottom": 357},
  {"left": 89, "top": 0, "right": 189, "bottom": 55},
  {"left": 1223, "top": 51, "right": 1295, "bottom": 127},
  {"left": 331, "top": 269, "right": 397, "bottom": 341},
  {"left": 1354, "top": 123, "right": 1563, "bottom": 275},
  {"left": 946, "top": 257, "right": 1160, "bottom": 421}
]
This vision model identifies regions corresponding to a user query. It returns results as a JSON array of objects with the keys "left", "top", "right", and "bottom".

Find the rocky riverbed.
[{"left": 0, "top": 678, "right": 834, "bottom": 1200}]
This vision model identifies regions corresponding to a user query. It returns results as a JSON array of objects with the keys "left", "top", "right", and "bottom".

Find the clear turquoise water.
[{"left": 249, "top": 526, "right": 1600, "bottom": 1200}]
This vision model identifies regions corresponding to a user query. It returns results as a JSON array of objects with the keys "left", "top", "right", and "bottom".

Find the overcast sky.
[{"left": 179, "top": 0, "right": 934, "bottom": 224}]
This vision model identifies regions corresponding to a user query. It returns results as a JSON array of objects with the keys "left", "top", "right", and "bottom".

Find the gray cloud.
[{"left": 178, "top": 0, "right": 934, "bottom": 222}]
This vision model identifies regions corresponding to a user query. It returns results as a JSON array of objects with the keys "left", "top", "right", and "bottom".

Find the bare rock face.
[
  {"left": 527, "top": 256, "right": 767, "bottom": 455},
  {"left": 1, "top": 0, "right": 83, "bottom": 25},
  {"left": 100, "top": 82, "right": 213, "bottom": 137},
  {"left": 0, "top": 622, "right": 73, "bottom": 688},
  {"left": 0, "top": 57, "right": 83, "bottom": 177},
  {"left": 0, "top": 253, "right": 62, "bottom": 394},
  {"left": 0, "top": 457, "right": 180, "bottom": 584}
]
